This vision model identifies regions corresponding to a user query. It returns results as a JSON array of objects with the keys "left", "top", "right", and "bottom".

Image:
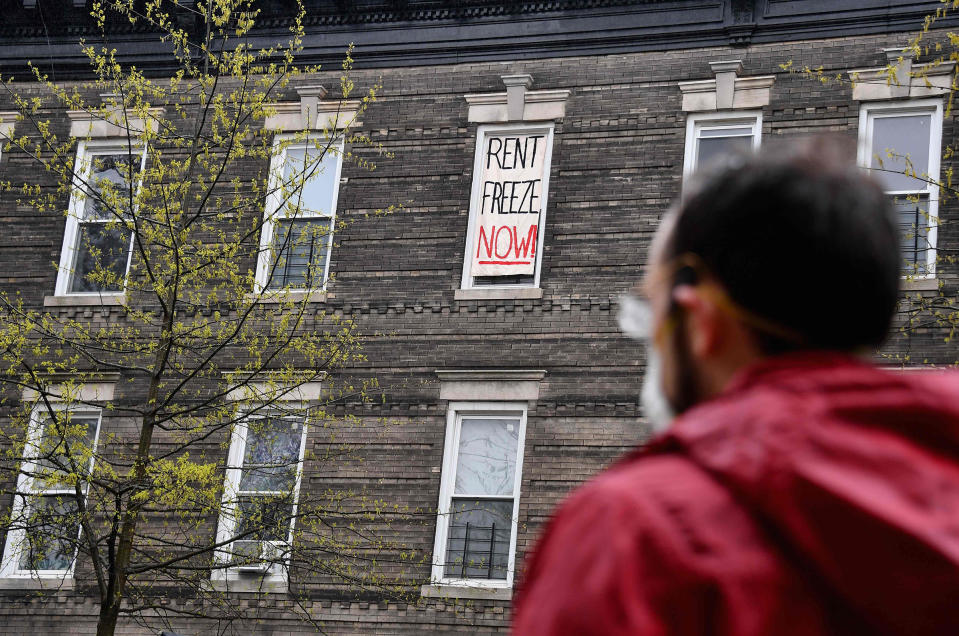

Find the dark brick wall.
[{"left": 0, "top": 26, "right": 955, "bottom": 634}]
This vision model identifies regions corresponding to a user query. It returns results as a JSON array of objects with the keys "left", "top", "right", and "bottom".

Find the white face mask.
[
  {"left": 618, "top": 294, "right": 676, "bottom": 433},
  {"left": 641, "top": 343, "right": 676, "bottom": 434}
]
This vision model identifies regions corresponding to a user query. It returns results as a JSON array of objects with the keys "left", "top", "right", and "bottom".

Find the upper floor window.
[
  {"left": 0, "top": 111, "right": 15, "bottom": 163},
  {"left": 54, "top": 143, "right": 146, "bottom": 296},
  {"left": 460, "top": 124, "right": 554, "bottom": 290},
  {"left": 683, "top": 111, "right": 761, "bottom": 179},
  {"left": 214, "top": 413, "right": 307, "bottom": 580},
  {"left": 431, "top": 402, "right": 527, "bottom": 588},
  {"left": 255, "top": 136, "right": 343, "bottom": 293},
  {"left": 858, "top": 100, "right": 942, "bottom": 276},
  {"left": 0, "top": 406, "right": 102, "bottom": 578}
]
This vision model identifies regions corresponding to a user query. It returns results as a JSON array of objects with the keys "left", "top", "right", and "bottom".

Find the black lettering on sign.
[
  {"left": 484, "top": 135, "right": 547, "bottom": 170},
  {"left": 481, "top": 179, "right": 541, "bottom": 214}
]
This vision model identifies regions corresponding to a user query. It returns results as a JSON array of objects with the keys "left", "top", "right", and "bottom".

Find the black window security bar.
[
  {"left": 269, "top": 218, "right": 330, "bottom": 289},
  {"left": 894, "top": 196, "right": 931, "bottom": 275},
  {"left": 444, "top": 521, "right": 511, "bottom": 580}
]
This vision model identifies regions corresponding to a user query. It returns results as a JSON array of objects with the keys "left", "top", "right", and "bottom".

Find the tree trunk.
[
  {"left": 96, "top": 599, "right": 121, "bottom": 636},
  {"left": 94, "top": 304, "right": 172, "bottom": 636}
]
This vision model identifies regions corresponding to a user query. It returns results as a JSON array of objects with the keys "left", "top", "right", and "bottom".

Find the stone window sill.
[
  {"left": 207, "top": 575, "right": 288, "bottom": 594},
  {"left": 455, "top": 288, "right": 543, "bottom": 301},
  {"left": 901, "top": 277, "right": 939, "bottom": 292},
  {"left": 420, "top": 583, "right": 512, "bottom": 601},
  {"left": 246, "top": 290, "right": 327, "bottom": 304},
  {"left": 44, "top": 294, "right": 125, "bottom": 307},
  {"left": 0, "top": 576, "right": 75, "bottom": 590}
]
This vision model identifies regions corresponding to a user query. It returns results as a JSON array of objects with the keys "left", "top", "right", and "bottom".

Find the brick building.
[{"left": 0, "top": 1, "right": 955, "bottom": 633}]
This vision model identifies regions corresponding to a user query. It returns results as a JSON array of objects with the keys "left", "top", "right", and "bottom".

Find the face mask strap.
[
  {"left": 620, "top": 253, "right": 809, "bottom": 347},
  {"left": 665, "top": 253, "right": 809, "bottom": 347}
]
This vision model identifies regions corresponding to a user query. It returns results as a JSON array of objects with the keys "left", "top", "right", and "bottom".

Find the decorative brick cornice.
[{"left": 2, "top": 1, "right": 953, "bottom": 78}]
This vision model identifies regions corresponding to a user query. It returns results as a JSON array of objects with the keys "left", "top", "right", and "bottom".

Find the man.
[{"left": 512, "top": 138, "right": 959, "bottom": 635}]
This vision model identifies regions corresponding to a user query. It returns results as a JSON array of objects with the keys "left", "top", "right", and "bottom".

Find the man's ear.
[{"left": 672, "top": 284, "right": 723, "bottom": 358}]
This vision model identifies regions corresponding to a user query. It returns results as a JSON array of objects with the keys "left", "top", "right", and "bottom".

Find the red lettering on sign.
[
  {"left": 494, "top": 226, "right": 513, "bottom": 259},
  {"left": 478, "top": 261, "right": 531, "bottom": 265},
  {"left": 512, "top": 224, "right": 537, "bottom": 258},
  {"left": 476, "top": 225, "right": 494, "bottom": 258},
  {"left": 475, "top": 224, "right": 538, "bottom": 267}
]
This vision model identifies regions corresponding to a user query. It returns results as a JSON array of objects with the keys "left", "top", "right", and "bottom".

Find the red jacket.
[{"left": 513, "top": 353, "right": 959, "bottom": 635}]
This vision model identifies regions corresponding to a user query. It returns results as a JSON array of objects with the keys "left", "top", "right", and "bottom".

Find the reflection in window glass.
[
  {"left": 34, "top": 413, "right": 99, "bottom": 488},
  {"left": 281, "top": 146, "right": 339, "bottom": 217},
  {"left": 2, "top": 408, "right": 101, "bottom": 576},
  {"left": 219, "top": 416, "right": 305, "bottom": 569},
  {"left": 239, "top": 417, "right": 303, "bottom": 493},
  {"left": 454, "top": 418, "right": 518, "bottom": 496},
  {"left": 18, "top": 496, "right": 80, "bottom": 571},
  {"left": 82, "top": 154, "right": 139, "bottom": 220},
  {"left": 870, "top": 115, "right": 931, "bottom": 192},
  {"left": 67, "top": 150, "right": 143, "bottom": 293},
  {"left": 696, "top": 133, "right": 753, "bottom": 170},
  {"left": 70, "top": 223, "right": 131, "bottom": 293},
  {"left": 267, "top": 218, "right": 331, "bottom": 290}
]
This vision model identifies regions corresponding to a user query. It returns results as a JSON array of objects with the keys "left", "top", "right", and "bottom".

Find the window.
[
  {"left": 255, "top": 136, "right": 343, "bottom": 292},
  {"left": 214, "top": 414, "right": 307, "bottom": 579},
  {"left": 1, "top": 407, "right": 102, "bottom": 578},
  {"left": 858, "top": 100, "right": 942, "bottom": 276},
  {"left": 0, "top": 111, "right": 15, "bottom": 163},
  {"left": 461, "top": 124, "right": 554, "bottom": 290},
  {"left": 683, "top": 111, "right": 761, "bottom": 179},
  {"left": 55, "top": 143, "right": 146, "bottom": 296},
  {"left": 431, "top": 402, "right": 527, "bottom": 587}
]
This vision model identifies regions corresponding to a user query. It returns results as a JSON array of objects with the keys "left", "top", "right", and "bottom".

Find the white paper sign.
[{"left": 470, "top": 132, "right": 549, "bottom": 277}]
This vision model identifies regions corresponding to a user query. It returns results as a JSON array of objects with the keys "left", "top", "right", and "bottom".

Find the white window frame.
[
  {"left": 0, "top": 405, "right": 102, "bottom": 579},
  {"left": 857, "top": 99, "right": 943, "bottom": 278},
  {"left": 430, "top": 401, "right": 528, "bottom": 589},
  {"left": 54, "top": 141, "right": 147, "bottom": 297},
  {"left": 682, "top": 110, "right": 762, "bottom": 181},
  {"left": 254, "top": 134, "right": 344, "bottom": 293},
  {"left": 460, "top": 123, "right": 555, "bottom": 291},
  {"left": 212, "top": 410, "right": 309, "bottom": 584}
]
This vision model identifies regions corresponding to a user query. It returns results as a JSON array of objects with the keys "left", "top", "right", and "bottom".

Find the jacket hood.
[{"left": 653, "top": 352, "right": 959, "bottom": 635}]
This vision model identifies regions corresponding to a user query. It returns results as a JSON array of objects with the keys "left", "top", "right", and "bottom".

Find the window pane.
[
  {"left": 700, "top": 126, "right": 753, "bottom": 138},
  {"left": 230, "top": 539, "right": 280, "bottom": 564},
  {"left": 83, "top": 153, "right": 140, "bottom": 221},
  {"left": 871, "top": 114, "right": 931, "bottom": 191},
  {"left": 282, "top": 145, "right": 339, "bottom": 217},
  {"left": 472, "top": 274, "right": 535, "bottom": 287},
  {"left": 444, "top": 498, "right": 512, "bottom": 579},
  {"left": 239, "top": 418, "right": 303, "bottom": 493},
  {"left": 267, "top": 218, "right": 331, "bottom": 289},
  {"left": 235, "top": 495, "right": 294, "bottom": 542},
  {"left": 18, "top": 496, "right": 79, "bottom": 571},
  {"left": 34, "top": 413, "right": 99, "bottom": 489},
  {"left": 893, "top": 194, "right": 931, "bottom": 275},
  {"left": 696, "top": 134, "right": 753, "bottom": 171},
  {"left": 69, "top": 222, "right": 131, "bottom": 293},
  {"left": 454, "top": 417, "right": 519, "bottom": 496}
]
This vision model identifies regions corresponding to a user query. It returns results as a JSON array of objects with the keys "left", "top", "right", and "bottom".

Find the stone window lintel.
[
  {"left": 67, "top": 104, "right": 165, "bottom": 138},
  {"left": 436, "top": 369, "right": 547, "bottom": 401},
  {"left": 264, "top": 85, "right": 361, "bottom": 131},
  {"left": 465, "top": 74, "right": 570, "bottom": 123},
  {"left": 848, "top": 55, "right": 956, "bottom": 101}
]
